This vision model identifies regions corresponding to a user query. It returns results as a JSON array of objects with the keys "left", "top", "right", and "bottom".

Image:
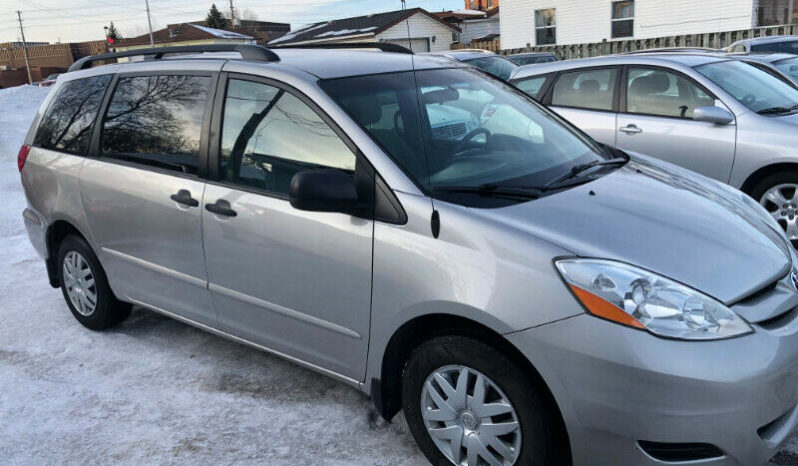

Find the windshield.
[
  {"left": 464, "top": 56, "right": 518, "bottom": 81},
  {"left": 695, "top": 60, "right": 798, "bottom": 113},
  {"left": 751, "top": 40, "right": 798, "bottom": 54},
  {"left": 773, "top": 57, "right": 798, "bottom": 83},
  {"left": 321, "top": 68, "right": 611, "bottom": 205}
]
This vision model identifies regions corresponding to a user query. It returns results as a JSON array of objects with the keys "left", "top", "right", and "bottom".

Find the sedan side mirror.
[
  {"left": 289, "top": 169, "right": 358, "bottom": 214},
  {"left": 693, "top": 106, "right": 735, "bottom": 125}
]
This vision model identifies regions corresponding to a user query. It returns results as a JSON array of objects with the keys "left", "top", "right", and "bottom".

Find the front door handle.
[
  {"left": 619, "top": 124, "right": 643, "bottom": 135},
  {"left": 205, "top": 199, "right": 237, "bottom": 217},
  {"left": 170, "top": 189, "right": 199, "bottom": 207}
]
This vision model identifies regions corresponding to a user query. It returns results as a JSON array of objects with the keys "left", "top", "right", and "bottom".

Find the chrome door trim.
[
  {"left": 101, "top": 247, "right": 206, "bottom": 288},
  {"left": 128, "top": 298, "right": 361, "bottom": 387},
  {"left": 208, "top": 282, "right": 363, "bottom": 340}
]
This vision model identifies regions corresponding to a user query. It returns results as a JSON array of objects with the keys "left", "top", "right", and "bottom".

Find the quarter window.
[
  {"left": 101, "top": 75, "right": 211, "bottom": 174},
  {"left": 220, "top": 79, "right": 356, "bottom": 195},
  {"left": 34, "top": 75, "right": 111, "bottom": 155},
  {"left": 551, "top": 68, "right": 618, "bottom": 111},
  {"left": 535, "top": 9, "right": 556, "bottom": 45},
  {"left": 514, "top": 76, "right": 548, "bottom": 100},
  {"left": 626, "top": 68, "right": 714, "bottom": 118},
  {"left": 611, "top": 0, "right": 634, "bottom": 38}
]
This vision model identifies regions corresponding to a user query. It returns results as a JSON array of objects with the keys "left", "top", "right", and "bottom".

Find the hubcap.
[
  {"left": 761, "top": 184, "right": 798, "bottom": 246},
  {"left": 62, "top": 251, "right": 97, "bottom": 316},
  {"left": 421, "top": 365, "right": 521, "bottom": 466}
]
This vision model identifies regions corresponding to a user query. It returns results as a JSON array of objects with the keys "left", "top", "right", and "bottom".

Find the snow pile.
[{"left": 189, "top": 23, "right": 253, "bottom": 40}]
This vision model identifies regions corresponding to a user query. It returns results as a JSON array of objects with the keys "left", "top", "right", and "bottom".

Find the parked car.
[
  {"left": 728, "top": 35, "right": 798, "bottom": 54},
  {"left": 511, "top": 53, "right": 798, "bottom": 247},
  {"left": 20, "top": 44, "right": 798, "bottom": 466},
  {"left": 624, "top": 47, "right": 723, "bottom": 55},
  {"left": 728, "top": 52, "right": 798, "bottom": 85},
  {"left": 426, "top": 49, "right": 519, "bottom": 81},
  {"left": 38, "top": 73, "right": 61, "bottom": 87},
  {"left": 507, "top": 52, "right": 558, "bottom": 66}
]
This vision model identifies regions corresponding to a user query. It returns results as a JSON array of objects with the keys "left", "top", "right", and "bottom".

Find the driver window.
[{"left": 626, "top": 68, "right": 714, "bottom": 118}]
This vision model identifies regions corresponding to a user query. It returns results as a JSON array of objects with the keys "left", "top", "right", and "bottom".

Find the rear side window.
[
  {"left": 101, "top": 75, "right": 211, "bottom": 174},
  {"left": 551, "top": 68, "right": 617, "bottom": 111},
  {"left": 514, "top": 76, "right": 548, "bottom": 100},
  {"left": 751, "top": 41, "right": 798, "bottom": 54},
  {"left": 34, "top": 75, "right": 111, "bottom": 155}
]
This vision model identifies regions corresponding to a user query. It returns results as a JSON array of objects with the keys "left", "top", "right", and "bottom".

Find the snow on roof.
[
  {"left": 269, "top": 23, "right": 330, "bottom": 44},
  {"left": 450, "top": 9, "right": 488, "bottom": 15},
  {"left": 189, "top": 24, "right": 252, "bottom": 40},
  {"left": 315, "top": 27, "right": 377, "bottom": 38}
]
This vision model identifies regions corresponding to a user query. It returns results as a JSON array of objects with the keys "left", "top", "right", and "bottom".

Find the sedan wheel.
[{"left": 759, "top": 183, "right": 798, "bottom": 246}]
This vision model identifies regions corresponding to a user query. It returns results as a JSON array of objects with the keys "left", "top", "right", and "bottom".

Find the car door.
[
  {"left": 80, "top": 71, "right": 217, "bottom": 326},
  {"left": 201, "top": 74, "right": 374, "bottom": 381},
  {"left": 545, "top": 66, "right": 620, "bottom": 146},
  {"left": 616, "top": 66, "right": 736, "bottom": 182}
]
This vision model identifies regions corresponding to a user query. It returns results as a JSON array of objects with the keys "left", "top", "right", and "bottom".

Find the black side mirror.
[{"left": 289, "top": 169, "right": 358, "bottom": 214}]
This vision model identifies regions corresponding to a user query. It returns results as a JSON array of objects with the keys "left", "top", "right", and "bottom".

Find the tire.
[
  {"left": 748, "top": 170, "right": 798, "bottom": 247},
  {"left": 402, "top": 335, "right": 568, "bottom": 466},
  {"left": 57, "top": 235, "right": 131, "bottom": 330}
]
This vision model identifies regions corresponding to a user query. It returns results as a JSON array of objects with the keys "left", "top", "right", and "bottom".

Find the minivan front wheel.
[
  {"left": 57, "top": 235, "right": 131, "bottom": 330},
  {"left": 402, "top": 335, "right": 566, "bottom": 466}
]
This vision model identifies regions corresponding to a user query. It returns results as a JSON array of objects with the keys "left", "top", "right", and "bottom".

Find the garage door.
[{"left": 383, "top": 38, "right": 430, "bottom": 52}]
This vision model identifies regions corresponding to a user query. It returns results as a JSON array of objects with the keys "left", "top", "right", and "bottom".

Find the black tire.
[
  {"left": 402, "top": 335, "right": 569, "bottom": 466},
  {"left": 748, "top": 170, "right": 798, "bottom": 247},
  {"left": 57, "top": 235, "right": 131, "bottom": 330}
]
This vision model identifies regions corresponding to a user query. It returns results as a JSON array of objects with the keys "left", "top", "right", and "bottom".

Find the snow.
[
  {"left": 269, "top": 23, "right": 330, "bottom": 44},
  {"left": 189, "top": 23, "right": 253, "bottom": 40},
  {"left": 450, "top": 9, "right": 489, "bottom": 15},
  {"left": 0, "top": 83, "right": 795, "bottom": 465},
  {"left": 315, "top": 27, "right": 378, "bottom": 38}
]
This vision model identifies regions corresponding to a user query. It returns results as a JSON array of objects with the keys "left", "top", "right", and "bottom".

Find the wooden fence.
[
  {"left": 0, "top": 41, "right": 107, "bottom": 70},
  {"left": 454, "top": 23, "right": 798, "bottom": 59}
]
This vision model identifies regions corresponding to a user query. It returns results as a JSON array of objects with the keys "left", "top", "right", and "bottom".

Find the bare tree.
[{"left": 241, "top": 8, "right": 259, "bottom": 21}]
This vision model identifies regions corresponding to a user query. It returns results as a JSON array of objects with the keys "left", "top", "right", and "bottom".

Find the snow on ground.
[{"left": 0, "top": 84, "right": 796, "bottom": 466}]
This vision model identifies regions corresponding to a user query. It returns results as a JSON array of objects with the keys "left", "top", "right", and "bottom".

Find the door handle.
[
  {"left": 619, "top": 124, "right": 643, "bottom": 134},
  {"left": 170, "top": 189, "right": 199, "bottom": 207},
  {"left": 205, "top": 199, "right": 237, "bottom": 217}
]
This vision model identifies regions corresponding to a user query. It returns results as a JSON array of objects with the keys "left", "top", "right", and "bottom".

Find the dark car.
[
  {"left": 507, "top": 52, "right": 558, "bottom": 65},
  {"left": 425, "top": 49, "right": 519, "bottom": 81}
]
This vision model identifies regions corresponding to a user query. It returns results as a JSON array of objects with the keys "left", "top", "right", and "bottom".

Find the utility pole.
[
  {"left": 229, "top": 0, "right": 236, "bottom": 28},
  {"left": 144, "top": 0, "right": 154, "bottom": 45},
  {"left": 16, "top": 11, "right": 32, "bottom": 85}
]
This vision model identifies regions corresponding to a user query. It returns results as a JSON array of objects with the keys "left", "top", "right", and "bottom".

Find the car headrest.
[
  {"left": 347, "top": 97, "right": 382, "bottom": 126},
  {"left": 629, "top": 73, "right": 670, "bottom": 96},
  {"left": 578, "top": 79, "right": 600, "bottom": 93}
]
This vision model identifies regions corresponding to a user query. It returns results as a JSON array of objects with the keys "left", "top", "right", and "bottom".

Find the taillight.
[{"left": 17, "top": 145, "right": 30, "bottom": 172}]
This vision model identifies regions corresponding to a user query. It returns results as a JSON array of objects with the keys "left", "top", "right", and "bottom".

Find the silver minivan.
[
  {"left": 510, "top": 53, "right": 798, "bottom": 247},
  {"left": 19, "top": 44, "right": 798, "bottom": 466}
]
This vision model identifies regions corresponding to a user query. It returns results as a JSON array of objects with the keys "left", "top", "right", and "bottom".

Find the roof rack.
[
  {"left": 68, "top": 44, "right": 279, "bottom": 72},
  {"left": 272, "top": 42, "right": 413, "bottom": 54}
]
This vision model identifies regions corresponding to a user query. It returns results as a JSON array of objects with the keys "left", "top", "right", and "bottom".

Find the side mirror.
[
  {"left": 289, "top": 169, "right": 358, "bottom": 214},
  {"left": 693, "top": 106, "right": 734, "bottom": 125}
]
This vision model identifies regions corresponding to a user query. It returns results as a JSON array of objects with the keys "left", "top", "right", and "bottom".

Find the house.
[
  {"left": 114, "top": 23, "right": 254, "bottom": 54},
  {"left": 268, "top": 8, "right": 460, "bottom": 53},
  {"left": 501, "top": 0, "right": 798, "bottom": 49},
  {"left": 435, "top": 8, "right": 500, "bottom": 44},
  {"left": 466, "top": 0, "right": 500, "bottom": 11}
]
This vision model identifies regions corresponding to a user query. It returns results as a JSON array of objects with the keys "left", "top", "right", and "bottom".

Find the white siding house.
[
  {"left": 378, "top": 13, "right": 460, "bottom": 52},
  {"left": 500, "top": 0, "right": 795, "bottom": 49}
]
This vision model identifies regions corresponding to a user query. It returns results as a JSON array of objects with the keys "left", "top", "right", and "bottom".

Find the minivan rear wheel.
[
  {"left": 57, "top": 235, "right": 131, "bottom": 330},
  {"left": 402, "top": 335, "right": 566, "bottom": 466},
  {"left": 749, "top": 171, "right": 798, "bottom": 248}
]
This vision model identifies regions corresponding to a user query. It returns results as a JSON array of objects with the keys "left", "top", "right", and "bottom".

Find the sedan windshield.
[
  {"left": 321, "top": 68, "right": 613, "bottom": 205},
  {"left": 464, "top": 56, "right": 518, "bottom": 81},
  {"left": 751, "top": 40, "right": 798, "bottom": 54},
  {"left": 695, "top": 60, "right": 798, "bottom": 113},
  {"left": 773, "top": 57, "right": 798, "bottom": 84}
]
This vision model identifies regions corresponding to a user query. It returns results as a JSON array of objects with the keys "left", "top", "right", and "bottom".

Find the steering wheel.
[
  {"left": 453, "top": 128, "right": 491, "bottom": 156},
  {"left": 741, "top": 94, "right": 756, "bottom": 107}
]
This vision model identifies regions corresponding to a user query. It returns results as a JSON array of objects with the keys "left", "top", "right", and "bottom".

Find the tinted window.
[
  {"left": 466, "top": 56, "right": 518, "bottom": 81},
  {"left": 34, "top": 75, "right": 111, "bottom": 155},
  {"left": 626, "top": 68, "right": 714, "bottom": 118},
  {"left": 751, "top": 40, "right": 798, "bottom": 53},
  {"left": 512, "top": 55, "right": 557, "bottom": 65},
  {"left": 514, "top": 76, "right": 548, "bottom": 99},
  {"left": 102, "top": 75, "right": 211, "bottom": 174},
  {"left": 220, "top": 79, "right": 356, "bottom": 195},
  {"left": 552, "top": 68, "right": 617, "bottom": 111}
]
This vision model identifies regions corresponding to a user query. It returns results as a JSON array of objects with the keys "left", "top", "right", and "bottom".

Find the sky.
[{"left": 0, "top": 0, "right": 466, "bottom": 44}]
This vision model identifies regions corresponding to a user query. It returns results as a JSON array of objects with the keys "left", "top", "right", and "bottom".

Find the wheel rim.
[
  {"left": 760, "top": 183, "right": 798, "bottom": 245},
  {"left": 421, "top": 365, "right": 522, "bottom": 466},
  {"left": 62, "top": 251, "right": 97, "bottom": 316}
]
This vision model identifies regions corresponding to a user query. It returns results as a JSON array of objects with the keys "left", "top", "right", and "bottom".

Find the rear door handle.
[
  {"left": 205, "top": 199, "right": 237, "bottom": 217},
  {"left": 619, "top": 124, "right": 643, "bottom": 134},
  {"left": 170, "top": 189, "right": 199, "bottom": 207}
]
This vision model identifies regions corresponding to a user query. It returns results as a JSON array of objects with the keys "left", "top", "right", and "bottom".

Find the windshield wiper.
[
  {"left": 433, "top": 183, "right": 542, "bottom": 199},
  {"left": 758, "top": 103, "right": 798, "bottom": 115},
  {"left": 545, "top": 157, "right": 627, "bottom": 187}
]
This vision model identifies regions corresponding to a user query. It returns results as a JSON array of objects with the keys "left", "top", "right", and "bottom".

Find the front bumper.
[{"left": 507, "top": 311, "right": 798, "bottom": 465}]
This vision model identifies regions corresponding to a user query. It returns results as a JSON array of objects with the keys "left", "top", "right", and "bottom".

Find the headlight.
[{"left": 556, "top": 259, "right": 752, "bottom": 340}]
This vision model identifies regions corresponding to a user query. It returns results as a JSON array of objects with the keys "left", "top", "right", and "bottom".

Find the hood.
[
  {"left": 774, "top": 112, "right": 798, "bottom": 125},
  {"left": 476, "top": 156, "right": 792, "bottom": 305}
]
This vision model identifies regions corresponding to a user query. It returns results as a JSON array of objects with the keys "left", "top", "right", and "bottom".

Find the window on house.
[
  {"left": 535, "top": 9, "right": 556, "bottom": 45},
  {"left": 756, "top": 0, "right": 793, "bottom": 26},
  {"left": 611, "top": 0, "right": 634, "bottom": 38}
]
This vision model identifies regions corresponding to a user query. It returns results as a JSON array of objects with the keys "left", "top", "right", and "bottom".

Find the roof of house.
[
  {"left": 117, "top": 23, "right": 253, "bottom": 47},
  {"left": 268, "top": 8, "right": 460, "bottom": 46},
  {"left": 433, "top": 7, "right": 499, "bottom": 22}
]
